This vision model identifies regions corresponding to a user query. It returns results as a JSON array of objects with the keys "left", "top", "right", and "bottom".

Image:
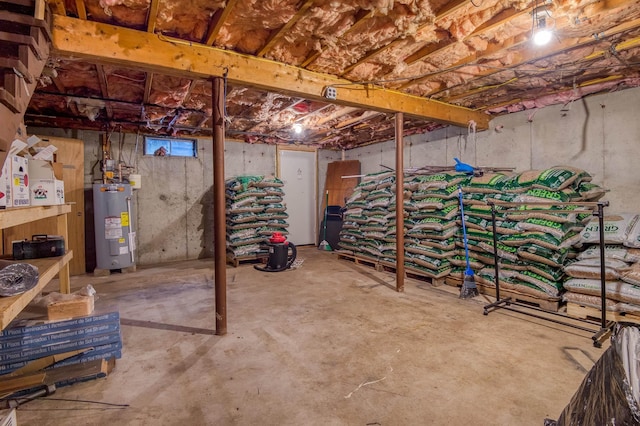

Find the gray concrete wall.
[{"left": 343, "top": 86, "right": 640, "bottom": 213}]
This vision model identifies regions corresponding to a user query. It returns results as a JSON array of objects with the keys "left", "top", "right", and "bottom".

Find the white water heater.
[{"left": 93, "top": 183, "right": 136, "bottom": 270}]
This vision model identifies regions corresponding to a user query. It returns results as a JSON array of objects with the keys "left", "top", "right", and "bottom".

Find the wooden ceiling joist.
[
  {"left": 46, "top": 0, "right": 65, "bottom": 16},
  {"left": 398, "top": 3, "right": 535, "bottom": 75},
  {"left": 426, "top": 17, "right": 640, "bottom": 100},
  {"left": 146, "top": 0, "right": 160, "bottom": 33},
  {"left": 74, "top": 0, "right": 86, "bottom": 20},
  {"left": 300, "top": 9, "right": 373, "bottom": 68},
  {"left": 95, "top": 64, "right": 113, "bottom": 119},
  {"left": 341, "top": 0, "right": 473, "bottom": 76},
  {"left": 204, "top": 0, "right": 239, "bottom": 46},
  {"left": 51, "top": 15, "right": 490, "bottom": 129},
  {"left": 434, "top": 0, "right": 472, "bottom": 21},
  {"left": 257, "top": 0, "right": 315, "bottom": 58}
]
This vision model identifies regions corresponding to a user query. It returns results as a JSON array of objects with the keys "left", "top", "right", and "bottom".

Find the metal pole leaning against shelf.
[{"left": 483, "top": 201, "right": 512, "bottom": 315}]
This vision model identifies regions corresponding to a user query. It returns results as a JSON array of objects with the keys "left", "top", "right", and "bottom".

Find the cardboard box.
[
  {"left": 28, "top": 159, "right": 64, "bottom": 206},
  {"left": 0, "top": 157, "right": 8, "bottom": 208},
  {"left": 5, "top": 155, "right": 30, "bottom": 208},
  {"left": 29, "top": 179, "right": 64, "bottom": 206}
]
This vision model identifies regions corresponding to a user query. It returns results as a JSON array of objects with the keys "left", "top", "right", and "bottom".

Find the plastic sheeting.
[
  {"left": 547, "top": 324, "right": 640, "bottom": 425},
  {"left": 0, "top": 264, "right": 39, "bottom": 297}
]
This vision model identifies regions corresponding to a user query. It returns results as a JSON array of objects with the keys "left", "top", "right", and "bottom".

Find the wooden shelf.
[
  {"left": 0, "top": 251, "right": 73, "bottom": 329},
  {"left": 0, "top": 204, "right": 72, "bottom": 330},
  {"left": 0, "top": 204, "right": 71, "bottom": 229}
]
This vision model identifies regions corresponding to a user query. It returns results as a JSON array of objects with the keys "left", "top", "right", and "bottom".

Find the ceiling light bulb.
[
  {"left": 293, "top": 123, "right": 303, "bottom": 134},
  {"left": 533, "top": 28, "right": 553, "bottom": 45}
]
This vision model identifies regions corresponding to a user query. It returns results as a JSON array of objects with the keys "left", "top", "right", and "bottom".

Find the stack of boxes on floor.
[
  {"left": 0, "top": 312, "right": 122, "bottom": 375},
  {"left": 225, "top": 176, "right": 289, "bottom": 259},
  {"left": 563, "top": 214, "right": 640, "bottom": 315},
  {"left": 339, "top": 166, "right": 606, "bottom": 301}
]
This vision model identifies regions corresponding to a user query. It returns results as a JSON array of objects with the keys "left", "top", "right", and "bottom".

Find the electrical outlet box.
[{"left": 325, "top": 87, "right": 337, "bottom": 100}]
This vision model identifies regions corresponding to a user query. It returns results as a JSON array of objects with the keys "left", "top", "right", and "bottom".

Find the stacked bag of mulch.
[
  {"left": 225, "top": 175, "right": 289, "bottom": 259},
  {"left": 340, "top": 171, "right": 399, "bottom": 263},
  {"left": 339, "top": 165, "right": 607, "bottom": 299},
  {"left": 402, "top": 172, "right": 467, "bottom": 278},
  {"left": 465, "top": 167, "right": 601, "bottom": 300},
  {"left": 562, "top": 214, "right": 640, "bottom": 315}
]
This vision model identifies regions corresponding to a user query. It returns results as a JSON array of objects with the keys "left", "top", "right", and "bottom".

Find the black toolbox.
[{"left": 13, "top": 235, "right": 65, "bottom": 260}]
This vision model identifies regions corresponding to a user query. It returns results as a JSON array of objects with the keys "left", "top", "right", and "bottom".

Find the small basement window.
[{"left": 144, "top": 136, "right": 197, "bottom": 158}]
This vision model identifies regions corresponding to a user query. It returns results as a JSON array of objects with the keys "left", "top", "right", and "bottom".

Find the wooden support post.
[
  {"left": 56, "top": 211, "right": 70, "bottom": 294},
  {"left": 395, "top": 112, "right": 405, "bottom": 293},
  {"left": 212, "top": 77, "right": 227, "bottom": 335}
]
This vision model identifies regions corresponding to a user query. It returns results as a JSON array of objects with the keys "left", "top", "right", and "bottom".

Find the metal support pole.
[
  {"left": 591, "top": 201, "right": 613, "bottom": 347},
  {"left": 213, "top": 77, "right": 227, "bottom": 335},
  {"left": 395, "top": 113, "right": 404, "bottom": 292},
  {"left": 491, "top": 203, "right": 501, "bottom": 301},
  {"left": 598, "top": 202, "right": 607, "bottom": 330},
  {"left": 483, "top": 202, "right": 511, "bottom": 314}
]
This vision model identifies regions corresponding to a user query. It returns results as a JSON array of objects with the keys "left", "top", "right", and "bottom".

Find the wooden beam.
[
  {"left": 50, "top": 75, "right": 65, "bottom": 92},
  {"left": 143, "top": 72, "right": 153, "bottom": 104},
  {"left": 434, "top": 0, "right": 471, "bottom": 20},
  {"left": 46, "top": 0, "right": 66, "bottom": 16},
  {"left": 341, "top": 39, "right": 403, "bottom": 76},
  {"left": 256, "top": 0, "right": 314, "bottom": 57},
  {"left": 315, "top": 106, "right": 359, "bottom": 126},
  {"left": 51, "top": 15, "right": 490, "bottom": 129},
  {"left": 95, "top": 64, "right": 113, "bottom": 119},
  {"left": 468, "top": 6, "right": 525, "bottom": 37},
  {"left": 584, "top": 35, "right": 640, "bottom": 60},
  {"left": 146, "top": 0, "right": 160, "bottom": 33},
  {"left": 204, "top": 0, "right": 239, "bottom": 46},
  {"left": 74, "top": 0, "right": 86, "bottom": 20},
  {"left": 405, "top": 39, "right": 452, "bottom": 65},
  {"left": 301, "top": 9, "right": 373, "bottom": 68}
]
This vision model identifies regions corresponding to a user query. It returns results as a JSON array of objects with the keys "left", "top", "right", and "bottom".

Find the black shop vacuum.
[{"left": 254, "top": 232, "right": 297, "bottom": 272}]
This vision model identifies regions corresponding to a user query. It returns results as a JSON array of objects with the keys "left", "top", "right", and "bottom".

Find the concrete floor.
[{"left": 12, "top": 247, "right": 607, "bottom": 425}]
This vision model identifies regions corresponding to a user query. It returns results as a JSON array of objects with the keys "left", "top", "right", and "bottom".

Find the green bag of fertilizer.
[
  {"left": 254, "top": 177, "right": 284, "bottom": 188},
  {"left": 501, "top": 232, "right": 563, "bottom": 250},
  {"left": 532, "top": 166, "right": 592, "bottom": 191},
  {"left": 405, "top": 244, "right": 450, "bottom": 259},
  {"left": 478, "top": 240, "right": 519, "bottom": 262},
  {"left": 576, "top": 182, "right": 606, "bottom": 201},
  {"left": 515, "top": 188, "right": 575, "bottom": 203},
  {"left": 516, "top": 217, "right": 574, "bottom": 240},
  {"left": 527, "top": 263, "right": 565, "bottom": 282},
  {"left": 464, "top": 172, "right": 509, "bottom": 193},
  {"left": 366, "top": 189, "right": 393, "bottom": 200},
  {"left": 518, "top": 243, "right": 568, "bottom": 268}
]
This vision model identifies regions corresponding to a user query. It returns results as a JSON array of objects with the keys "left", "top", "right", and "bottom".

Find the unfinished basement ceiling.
[{"left": 24, "top": 0, "right": 640, "bottom": 149}]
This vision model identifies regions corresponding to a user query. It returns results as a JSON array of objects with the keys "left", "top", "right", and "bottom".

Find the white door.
[{"left": 277, "top": 148, "right": 316, "bottom": 245}]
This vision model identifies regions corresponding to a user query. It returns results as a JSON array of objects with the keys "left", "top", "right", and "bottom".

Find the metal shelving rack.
[{"left": 482, "top": 200, "right": 614, "bottom": 347}]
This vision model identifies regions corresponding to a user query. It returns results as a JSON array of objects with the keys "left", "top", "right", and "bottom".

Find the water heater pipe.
[{"left": 126, "top": 195, "right": 135, "bottom": 264}]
